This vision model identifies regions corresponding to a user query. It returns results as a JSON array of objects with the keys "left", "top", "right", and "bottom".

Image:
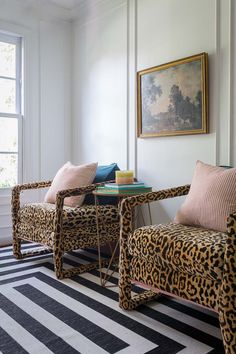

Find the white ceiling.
[
  {"left": 15, "top": 0, "right": 107, "bottom": 21},
  {"left": 48, "top": 0, "right": 83, "bottom": 10}
]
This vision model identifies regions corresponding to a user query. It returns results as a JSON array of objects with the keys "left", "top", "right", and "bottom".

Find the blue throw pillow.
[{"left": 84, "top": 163, "right": 120, "bottom": 205}]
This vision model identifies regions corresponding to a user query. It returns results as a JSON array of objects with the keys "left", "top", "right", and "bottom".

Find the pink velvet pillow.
[
  {"left": 44, "top": 162, "right": 97, "bottom": 207},
  {"left": 175, "top": 161, "right": 236, "bottom": 232}
]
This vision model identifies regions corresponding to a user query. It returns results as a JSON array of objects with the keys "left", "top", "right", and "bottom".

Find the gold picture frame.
[{"left": 137, "top": 52, "right": 208, "bottom": 138}]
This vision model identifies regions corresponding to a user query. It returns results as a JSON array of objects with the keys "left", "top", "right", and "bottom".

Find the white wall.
[
  {"left": 40, "top": 20, "right": 71, "bottom": 179},
  {"left": 72, "top": 0, "right": 236, "bottom": 224},
  {"left": 0, "top": 0, "right": 71, "bottom": 245},
  {"left": 72, "top": 0, "right": 127, "bottom": 169},
  {"left": 136, "top": 0, "right": 216, "bottom": 222}
]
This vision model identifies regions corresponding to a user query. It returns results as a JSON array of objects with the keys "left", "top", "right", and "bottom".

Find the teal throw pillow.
[{"left": 84, "top": 163, "right": 120, "bottom": 205}]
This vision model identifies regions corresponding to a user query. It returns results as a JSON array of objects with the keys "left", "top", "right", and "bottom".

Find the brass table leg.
[{"left": 95, "top": 195, "right": 119, "bottom": 287}]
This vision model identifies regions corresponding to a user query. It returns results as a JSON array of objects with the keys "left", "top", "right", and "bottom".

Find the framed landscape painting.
[{"left": 137, "top": 52, "right": 208, "bottom": 137}]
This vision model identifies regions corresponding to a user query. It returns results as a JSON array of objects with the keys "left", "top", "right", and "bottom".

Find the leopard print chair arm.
[
  {"left": 227, "top": 212, "right": 236, "bottom": 235},
  {"left": 12, "top": 181, "right": 52, "bottom": 194},
  {"left": 54, "top": 180, "right": 114, "bottom": 217},
  {"left": 218, "top": 213, "right": 236, "bottom": 352},
  {"left": 54, "top": 183, "right": 102, "bottom": 215},
  {"left": 120, "top": 184, "right": 190, "bottom": 219},
  {"left": 12, "top": 179, "right": 114, "bottom": 219},
  {"left": 11, "top": 181, "right": 52, "bottom": 225},
  {"left": 53, "top": 180, "right": 114, "bottom": 233},
  {"left": 54, "top": 180, "right": 115, "bottom": 210},
  {"left": 225, "top": 212, "right": 236, "bottom": 268},
  {"left": 224, "top": 211, "right": 236, "bottom": 270},
  {"left": 119, "top": 184, "right": 190, "bottom": 245}
]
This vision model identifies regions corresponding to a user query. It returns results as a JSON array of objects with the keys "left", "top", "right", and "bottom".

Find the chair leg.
[
  {"left": 19, "top": 247, "right": 52, "bottom": 258},
  {"left": 52, "top": 237, "right": 109, "bottom": 279},
  {"left": 219, "top": 294, "right": 236, "bottom": 354},
  {"left": 12, "top": 215, "right": 23, "bottom": 259},
  {"left": 53, "top": 244, "right": 64, "bottom": 279},
  {"left": 119, "top": 245, "right": 159, "bottom": 310},
  {"left": 219, "top": 271, "right": 236, "bottom": 354},
  {"left": 60, "top": 259, "right": 112, "bottom": 279},
  {"left": 119, "top": 210, "right": 159, "bottom": 310},
  {"left": 119, "top": 274, "right": 159, "bottom": 310},
  {"left": 13, "top": 232, "right": 52, "bottom": 260},
  {"left": 219, "top": 215, "right": 236, "bottom": 354},
  {"left": 13, "top": 237, "right": 22, "bottom": 259}
]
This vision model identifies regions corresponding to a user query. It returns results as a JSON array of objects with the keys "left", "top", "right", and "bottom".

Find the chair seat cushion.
[
  {"left": 128, "top": 223, "right": 227, "bottom": 280},
  {"left": 19, "top": 203, "right": 119, "bottom": 230}
]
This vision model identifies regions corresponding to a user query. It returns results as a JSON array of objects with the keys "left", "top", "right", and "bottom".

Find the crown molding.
[
  {"left": 0, "top": 0, "right": 127, "bottom": 23},
  {"left": 1, "top": 0, "right": 73, "bottom": 22},
  {"left": 72, "top": 0, "right": 127, "bottom": 26}
]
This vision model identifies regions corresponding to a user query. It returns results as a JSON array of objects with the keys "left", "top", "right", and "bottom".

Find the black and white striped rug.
[{"left": 0, "top": 243, "right": 225, "bottom": 354}]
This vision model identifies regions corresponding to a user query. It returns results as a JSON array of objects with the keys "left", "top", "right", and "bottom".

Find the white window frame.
[{"left": 0, "top": 32, "right": 23, "bottom": 188}]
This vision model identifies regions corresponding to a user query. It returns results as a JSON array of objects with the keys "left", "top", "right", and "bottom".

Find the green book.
[
  {"left": 96, "top": 186, "right": 152, "bottom": 194},
  {"left": 104, "top": 182, "right": 145, "bottom": 189}
]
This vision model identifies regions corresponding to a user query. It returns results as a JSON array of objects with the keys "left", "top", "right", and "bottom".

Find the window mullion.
[
  {"left": 0, "top": 75, "right": 16, "bottom": 80},
  {"left": 0, "top": 112, "right": 21, "bottom": 119},
  {"left": 15, "top": 37, "right": 21, "bottom": 115},
  {"left": 18, "top": 114, "right": 23, "bottom": 184}
]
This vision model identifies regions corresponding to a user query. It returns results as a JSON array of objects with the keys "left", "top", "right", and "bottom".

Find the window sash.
[
  {"left": 0, "top": 33, "right": 22, "bottom": 115},
  {"left": 0, "top": 32, "right": 22, "bottom": 188}
]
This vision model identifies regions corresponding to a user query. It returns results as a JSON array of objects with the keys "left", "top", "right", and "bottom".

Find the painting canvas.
[{"left": 137, "top": 53, "right": 208, "bottom": 137}]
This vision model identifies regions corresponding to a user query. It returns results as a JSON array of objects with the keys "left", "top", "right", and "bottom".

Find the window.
[{"left": 0, "top": 33, "right": 22, "bottom": 188}]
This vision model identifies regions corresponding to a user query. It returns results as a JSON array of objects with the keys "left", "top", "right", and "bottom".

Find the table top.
[{"left": 93, "top": 187, "right": 152, "bottom": 197}]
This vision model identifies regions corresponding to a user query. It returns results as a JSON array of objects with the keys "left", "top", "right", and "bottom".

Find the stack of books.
[{"left": 96, "top": 181, "right": 152, "bottom": 195}]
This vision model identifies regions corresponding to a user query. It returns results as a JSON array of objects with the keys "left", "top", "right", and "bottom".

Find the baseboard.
[{"left": 0, "top": 234, "right": 12, "bottom": 246}]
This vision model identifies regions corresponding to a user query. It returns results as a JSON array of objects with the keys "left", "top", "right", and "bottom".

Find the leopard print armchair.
[
  {"left": 119, "top": 185, "right": 236, "bottom": 354},
  {"left": 12, "top": 181, "right": 120, "bottom": 279}
]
